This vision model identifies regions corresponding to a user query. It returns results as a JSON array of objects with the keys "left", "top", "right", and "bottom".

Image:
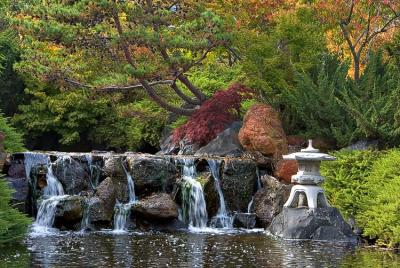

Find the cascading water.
[
  {"left": 180, "top": 158, "right": 208, "bottom": 229},
  {"left": 207, "top": 159, "right": 232, "bottom": 229},
  {"left": 24, "top": 153, "right": 67, "bottom": 232},
  {"left": 32, "top": 195, "right": 68, "bottom": 232},
  {"left": 113, "top": 161, "right": 137, "bottom": 232},
  {"left": 85, "top": 154, "right": 100, "bottom": 189},
  {"left": 44, "top": 164, "right": 64, "bottom": 196},
  {"left": 246, "top": 167, "right": 263, "bottom": 214}
]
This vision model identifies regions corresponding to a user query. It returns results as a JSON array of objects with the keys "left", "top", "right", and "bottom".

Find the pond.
[{"left": 1, "top": 229, "right": 400, "bottom": 267}]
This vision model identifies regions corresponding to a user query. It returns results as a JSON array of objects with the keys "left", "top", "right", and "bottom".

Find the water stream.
[
  {"left": 207, "top": 159, "right": 233, "bottom": 228},
  {"left": 113, "top": 161, "right": 137, "bottom": 232},
  {"left": 180, "top": 158, "right": 208, "bottom": 229}
]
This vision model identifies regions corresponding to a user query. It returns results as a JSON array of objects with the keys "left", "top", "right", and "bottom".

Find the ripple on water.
[{"left": 1, "top": 230, "right": 400, "bottom": 267}]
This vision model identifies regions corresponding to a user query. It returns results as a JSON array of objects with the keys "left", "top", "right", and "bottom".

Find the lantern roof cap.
[{"left": 283, "top": 140, "right": 336, "bottom": 161}]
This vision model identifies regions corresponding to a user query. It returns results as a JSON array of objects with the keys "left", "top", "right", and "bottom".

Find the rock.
[
  {"left": 195, "top": 121, "right": 243, "bottom": 157},
  {"left": 268, "top": 207, "right": 358, "bottom": 243},
  {"left": 52, "top": 156, "right": 90, "bottom": 195},
  {"left": 313, "top": 137, "right": 336, "bottom": 152},
  {"left": 274, "top": 159, "right": 298, "bottom": 183},
  {"left": 4, "top": 176, "right": 29, "bottom": 213},
  {"left": 345, "top": 140, "right": 379, "bottom": 151},
  {"left": 222, "top": 159, "right": 257, "bottom": 212},
  {"left": 102, "top": 155, "right": 126, "bottom": 181},
  {"left": 239, "top": 104, "right": 288, "bottom": 159},
  {"left": 254, "top": 175, "right": 292, "bottom": 228},
  {"left": 242, "top": 151, "right": 273, "bottom": 169},
  {"left": 158, "top": 128, "right": 180, "bottom": 155},
  {"left": 93, "top": 177, "right": 116, "bottom": 223},
  {"left": 127, "top": 155, "right": 177, "bottom": 196},
  {"left": 202, "top": 174, "right": 219, "bottom": 218},
  {"left": 133, "top": 193, "right": 179, "bottom": 220},
  {"left": 135, "top": 218, "right": 187, "bottom": 232},
  {"left": 102, "top": 156, "right": 129, "bottom": 202},
  {"left": 54, "top": 195, "right": 83, "bottom": 230},
  {"left": 233, "top": 213, "right": 257, "bottom": 229},
  {"left": 178, "top": 138, "right": 200, "bottom": 155},
  {"left": 7, "top": 162, "right": 25, "bottom": 178}
]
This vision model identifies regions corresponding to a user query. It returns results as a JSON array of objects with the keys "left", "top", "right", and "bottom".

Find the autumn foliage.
[{"left": 173, "top": 84, "right": 254, "bottom": 147}]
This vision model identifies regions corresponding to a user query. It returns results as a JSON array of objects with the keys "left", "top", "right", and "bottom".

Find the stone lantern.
[
  {"left": 283, "top": 139, "right": 335, "bottom": 210},
  {"left": 268, "top": 140, "right": 357, "bottom": 243}
]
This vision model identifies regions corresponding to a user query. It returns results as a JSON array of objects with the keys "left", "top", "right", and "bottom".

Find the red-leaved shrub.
[{"left": 173, "top": 84, "right": 254, "bottom": 147}]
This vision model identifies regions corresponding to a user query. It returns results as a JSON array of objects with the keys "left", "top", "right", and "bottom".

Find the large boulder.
[
  {"left": 158, "top": 128, "right": 180, "bottom": 155},
  {"left": 268, "top": 207, "right": 358, "bottom": 243},
  {"left": 195, "top": 121, "right": 243, "bottom": 157},
  {"left": 274, "top": 159, "right": 298, "bottom": 184},
  {"left": 127, "top": 155, "right": 177, "bottom": 196},
  {"left": 221, "top": 159, "right": 257, "bottom": 212},
  {"left": 4, "top": 177, "right": 29, "bottom": 213},
  {"left": 202, "top": 174, "right": 219, "bottom": 218},
  {"left": 133, "top": 193, "right": 179, "bottom": 220},
  {"left": 54, "top": 195, "right": 83, "bottom": 230},
  {"left": 253, "top": 175, "right": 291, "bottom": 228},
  {"left": 93, "top": 177, "right": 117, "bottom": 223},
  {"left": 102, "top": 156, "right": 129, "bottom": 202},
  {"left": 52, "top": 156, "right": 90, "bottom": 195},
  {"left": 239, "top": 104, "right": 288, "bottom": 159},
  {"left": 233, "top": 213, "right": 257, "bottom": 229}
]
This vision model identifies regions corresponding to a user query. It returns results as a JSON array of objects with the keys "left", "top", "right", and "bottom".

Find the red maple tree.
[{"left": 173, "top": 84, "right": 254, "bottom": 147}]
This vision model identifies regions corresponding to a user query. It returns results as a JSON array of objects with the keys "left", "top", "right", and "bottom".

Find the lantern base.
[{"left": 284, "top": 185, "right": 329, "bottom": 210}]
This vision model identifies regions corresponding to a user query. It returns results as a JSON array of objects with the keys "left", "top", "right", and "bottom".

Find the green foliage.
[
  {"left": 321, "top": 150, "right": 381, "bottom": 219},
  {"left": 0, "top": 113, "right": 25, "bottom": 153},
  {"left": 0, "top": 30, "right": 26, "bottom": 116},
  {"left": 0, "top": 177, "right": 31, "bottom": 245},
  {"left": 322, "top": 149, "right": 400, "bottom": 248},
  {"left": 337, "top": 52, "right": 400, "bottom": 147},
  {"left": 239, "top": 7, "right": 328, "bottom": 105},
  {"left": 356, "top": 150, "right": 400, "bottom": 247},
  {"left": 285, "top": 55, "right": 356, "bottom": 146}
]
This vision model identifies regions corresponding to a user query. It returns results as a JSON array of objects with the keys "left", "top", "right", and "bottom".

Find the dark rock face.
[
  {"left": 133, "top": 193, "right": 179, "bottom": 220},
  {"left": 55, "top": 195, "right": 83, "bottom": 229},
  {"left": 195, "top": 121, "right": 243, "bottom": 157},
  {"left": 52, "top": 156, "right": 90, "bottom": 195},
  {"left": 158, "top": 129, "right": 179, "bottom": 155},
  {"left": 268, "top": 207, "right": 358, "bottom": 243},
  {"left": 127, "top": 155, "right": 177, "bottom": 196},
  {"left": 93, "top": 177, "right": 116, "bottom": 223},
  {"left": 202, "top": 174, "right": 219, "bottom": 218},
  {"left": 254, "top": 175, "right": 291, "bottom": 228},
  {"left": 102, "top": 156, "right": 129, "bottom": 203},
  {"left": 222, "top": 159, "right": 257, "bottom": 212},
  {"left": 5, "top": 177, "right": 29, "bottom": 213},
  {"left": 233, "top": 213, "right": 257, "bottom": 229}
]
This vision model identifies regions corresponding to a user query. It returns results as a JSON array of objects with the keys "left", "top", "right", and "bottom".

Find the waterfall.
[
  {"left": 113, "top": 161, "right": 137, "bottom": 232},
  {"left": 256, "top": 167, "right": 262, "bottom": 190},
  {"left": 180, "top": 158, "right": 208, "bottom": 228},
  {"left": 85, "top": 154, "right": 99, "bottom": 189},
  {"left": 23, "top": 152, "right": 49, "bottom": 181},
  {"left": 80, "top": 198, "right": 93, "bottom": 231},
  {"left": 44, "top": 164, "right": 64, "bottom": 196},
  {"left": 32, "top": 195, "right": 68, "bottom": 232},
  {"left": 25, "top": 153, "right": 68, "bottom": 232},
  {"left": 207, "top": 159, "right": 232, "bottom": 229},
  {"left": 247, "top": 197, "right": 254, "bottom": 213}
]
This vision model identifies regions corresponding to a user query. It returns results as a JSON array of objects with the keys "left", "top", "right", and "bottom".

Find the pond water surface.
[{"left": 1, "top": 229, "right": 400, "bottom": 267}]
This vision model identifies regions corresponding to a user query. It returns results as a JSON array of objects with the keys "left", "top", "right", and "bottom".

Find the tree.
[
  {"left": 11, "top": 0, "right": 235, "bottom": 115},
  {"left": 0, "top": 112, "right": 25, "bottom": 153},
  {"left": 317, "top": 0, "right": 400, "bottom": 81}
]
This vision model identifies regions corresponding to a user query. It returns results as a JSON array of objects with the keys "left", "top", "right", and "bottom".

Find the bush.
[
  {"left": 322, "top": 149, "right": 400, "bottom": 248},
  {"left": 0, "top": 177, "right": 31, "bottom": 245},
  {"left": 173, "top": 84, "right": 253, "bottom": 147},
  {"left": 337, "top": 52, "right": 400, "bottom": 147},
  {"left": 321, "top": 150, "right": 381, "bottom": 219},
  {"left": 0, "top": 112, "right": 25, "bottom": 153},
  {"left": 285, "top": 55, "right": 356, "bottom": 147}
]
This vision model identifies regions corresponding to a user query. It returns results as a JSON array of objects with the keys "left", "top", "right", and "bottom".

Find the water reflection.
[{"left": 1, "top": 231, "right": 400, "bottom": 267}]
